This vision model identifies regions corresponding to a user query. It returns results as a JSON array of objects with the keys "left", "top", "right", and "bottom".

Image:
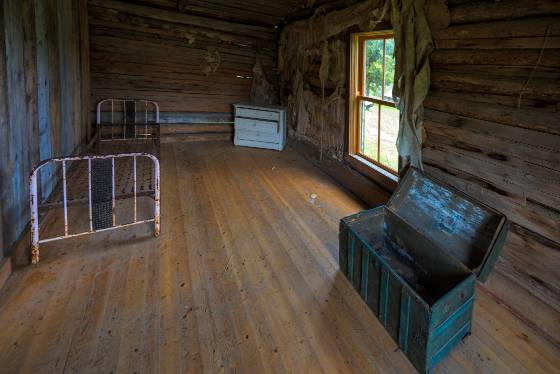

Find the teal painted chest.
[{"left": 339, "top": 168, "right": 509, "bottom": 373}]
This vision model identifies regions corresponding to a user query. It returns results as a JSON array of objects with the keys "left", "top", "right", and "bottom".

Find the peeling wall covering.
[
  {"left": 201, "top": 47, "right": 221, "bottom": 75},
  {"left": 250, "top": 55, "right": 279, "bottom": 105},
  {"left": 391, "top": 0, "right": 434, "bottom": 169},
  {"left": 280, "top": 0, "right": 436, "bottom": 171},
  {"left": 280, "top": 0, "right": 390, "bottom": 161}
]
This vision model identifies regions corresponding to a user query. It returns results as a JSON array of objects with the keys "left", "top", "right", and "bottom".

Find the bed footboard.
[{"left": 29, "top": 153, "right": 160, "bottom": 264}]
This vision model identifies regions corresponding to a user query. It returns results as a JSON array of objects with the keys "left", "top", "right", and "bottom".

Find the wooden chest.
[
  {"left": 339, "top": 168, "right": 509, "bottom": 373},
  {"left": 233, "top": 103, "right": 286, "bottom": 151}
]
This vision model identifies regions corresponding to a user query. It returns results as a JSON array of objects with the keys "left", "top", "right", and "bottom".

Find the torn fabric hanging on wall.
[
  {"left": 201, "top": 47, "right": 221, "bottom": 75},
  {"left": 250, "top": 56, "right": 278, "bottom": 105},
  {"left": 279, "top": 0, "right": 389, "bottom": 161},
  {"left": 391, "top": 0, "right": 434, "bottom": 171}
]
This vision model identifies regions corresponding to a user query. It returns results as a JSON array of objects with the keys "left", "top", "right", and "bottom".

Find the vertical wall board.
[
  {"left": 79, "top": 0, "right": 91, "bottom": 142},
  {"left": 3, "top": 0, "right": 29, "bottom": 248},
  {"left": 0, "top": 1, "right": 8, "bottom": 259},
  {"left": 57, "top": 0, "right": 85, "bottom": 155},
  {"left": 0, "top": 0, "right": 89, "bottom": 257},
  {"left": 35, "top": 0, "right": 56, "bottom": 198},
  {"left": 46, "top": 0, "right": 61, "bottom": 157},
  {"left": 70, "top": 0, "right": 82, "bottom": 148},
  {"left": 22, "top": 0, "right": 39, "bottom": 169},
  {"left": 57, "top": 0, "right": 74, "bottom": 155}
]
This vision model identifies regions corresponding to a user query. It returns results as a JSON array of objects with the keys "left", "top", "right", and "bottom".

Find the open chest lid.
[{"left": 385, "top": 168, "right": 509, "bottom": 282}]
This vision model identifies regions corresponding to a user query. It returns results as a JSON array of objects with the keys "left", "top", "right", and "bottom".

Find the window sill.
[{"left": 344, "top": 153, "right": 398, "bottom": 193}]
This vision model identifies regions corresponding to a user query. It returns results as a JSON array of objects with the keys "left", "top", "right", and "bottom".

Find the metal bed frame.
[
  {"left": 30, "top": 153, "right": 160, "bottom": 264},
  {"left": 28, "top": 99, "right": 163, "bottom": 264},
  {"left": 96, "top": 98, "right": 161, "bottom": 153}
]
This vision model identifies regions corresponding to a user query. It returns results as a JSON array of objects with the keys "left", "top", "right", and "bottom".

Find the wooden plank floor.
[{"left": 0, "top": 141, "right": 559, "bottom": 373}]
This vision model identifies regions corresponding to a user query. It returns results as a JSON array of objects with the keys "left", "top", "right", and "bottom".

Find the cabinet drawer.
[
  {"left": 235, "top": 128, "right": 279, "bottom": 142},
  {"left": 235, "top": 118, "right": 278, "bottom": 135},
  {"left": 236, "top": 107, "right": 279, "bottom": 122}
]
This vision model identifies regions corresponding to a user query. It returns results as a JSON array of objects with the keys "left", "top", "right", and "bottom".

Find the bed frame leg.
[
  {"left": 153, "top": 153, "right": 160, "bottom": 238},
  {"left": 154, "top": 219, "right": 160, "bottom": 237},
  {"left": 31, "top": 246, "right": 40, "bottom": 265},
  {"left": 30, "top": 169, "right": 40, "bottom": 264}
]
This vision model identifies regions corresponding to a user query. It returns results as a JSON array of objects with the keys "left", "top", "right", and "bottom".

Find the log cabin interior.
[{"left": 0, "top": 0, "right": 559, "bottom": 372}]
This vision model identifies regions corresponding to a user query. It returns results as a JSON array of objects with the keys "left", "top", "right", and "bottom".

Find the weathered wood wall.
[
  {"left": 422, "top": 0, "right": 560, "bottom": 344},
  {"left": 280, "top": 0, "right": 389, "bottom": 159},
  {"left": 0, "top": 1, "right": 7, "bottom": 260},
  {"left": 103, "top": 0, "right": 306, "bottom": 27},
  {"left": 88, "top": 0, "right": 278, "bottom": 137},
  {"left": 0, "top": 0, "right": 90, "bottom": 258},
  {"left": 279, "top": 0, "right": 393, "bottom": 205}
]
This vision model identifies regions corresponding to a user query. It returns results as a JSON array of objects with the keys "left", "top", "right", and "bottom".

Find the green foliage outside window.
[
  {"left": 365, "top": 38, "right": 395, "bottom": 101},
  {"left": 359, "top": 36, "right": 398, "bottom": 173}
]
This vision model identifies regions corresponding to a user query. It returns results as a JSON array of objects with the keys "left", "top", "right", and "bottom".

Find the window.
[{"left": 349, "top": 32, "right": 399, "bottom": 176}]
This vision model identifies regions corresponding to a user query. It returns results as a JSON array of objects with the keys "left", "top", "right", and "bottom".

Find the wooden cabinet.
[
  {"left": 339, "top": 168, "right": 509, "bottom": 373},
  {"left": 233, "top": 103, "right": 286, "bottom": 151}
]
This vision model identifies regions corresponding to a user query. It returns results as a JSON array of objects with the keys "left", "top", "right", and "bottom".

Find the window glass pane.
[
  {"left": 354, "top": 33, "right": 399, "bottom": 175},
  {"left": 379, "top": 105, "right": 399, "bottom": 171},
  {"left": 359, "top": 100, "right": 379, "bottom": 160},
  {"left": 383, "top": 39, "right": 395, "bottom": 102},
  {"left": 364, "top": 39, "right": 384, "bottom": 98}
]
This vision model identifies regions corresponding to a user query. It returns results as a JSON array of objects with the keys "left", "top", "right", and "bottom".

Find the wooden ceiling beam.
[
  {"left": 89, "top": 0, "right": 277, "bottom": 39},
  {"left": 281, "top": 0, "right": 366, "bottom": 27}
]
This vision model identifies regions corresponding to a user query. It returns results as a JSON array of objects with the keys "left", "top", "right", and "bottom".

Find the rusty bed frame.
[
  {"left": 29, "top": 99, "right": 162, "bottom": 264},
  {"left": 96, "top": 98, "right": 161, "bottom": 153}
]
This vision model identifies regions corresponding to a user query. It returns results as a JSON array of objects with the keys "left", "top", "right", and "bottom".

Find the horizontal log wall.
[
  {"left": 0, "top": 0, "right": 90, "bottom": 258},
  {"left": 88, "top": 0, "right": 279, "bottom": 137},
  {"left": 112, "top": 0, "right": 306, "bottom": 27},
  {"left": 424, "top": 0, "right": 560, "bottom": 344}
]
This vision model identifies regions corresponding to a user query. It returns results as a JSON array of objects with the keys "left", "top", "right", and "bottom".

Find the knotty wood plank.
[
  {"left": 449, "top": 0, "right": 560, "bottom": 24},
  {"left": 433, "top": 16, "right": 560, "bottom": 40},
  {"left": 431, "top": 71, "right": 560, "bottom": 101},
  {"left": 88, "top": 0, "right": 276, "bottom": 40},
  {"left": 62, "top": 256, "right": 118, "bottom": 372},
  {"left": 435, "top": 36, "right": 560, "bottom": 50},
  {"left": 423, "top": 151, "right": 560, "bottom": 242},
  {"left": 431, "top": 49, "right": 560, "bottom": 68},
  {"left": 87, "top": 6, "right": 277, "bottom": 49},
  {"left": 424, "top": 121, "right": 560, "bottom": 171},
  {"left": 474, "top": 288, "right": 560, "bottom": 369},
  {"left": 202, "top": 152, "right": 323, "bottom": 372},
  {"left": 424, "top": 96, "right": 560, "bottom": 136},
  {"left": 161, "top": 123, "right": 233, "bottom": 134}
]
